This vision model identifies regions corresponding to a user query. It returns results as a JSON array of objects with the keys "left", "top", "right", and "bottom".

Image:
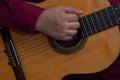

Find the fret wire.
[
  {"left": 79, "top": 18, "right": 85, "bottom": 38},
  {"left": 95, "top": 13, "right": 102, "bottom": 31},
  {"left": 100, "top": 10, "right": 108, "bottom": 29},
  {"left": 107, "top": 6, "right": 118, "bottom": 26},
  {"left": 90, "top": 15, "right": 97, "bottom": 32},
  {"left": 79, "top": 3, "right": 120, "bottom": 38},
  {"left": 113, "top": 4, "right": 120, "bottom": 23},
  {"left": 80, "top": 18, "right": 89, "bottom": 37},
  {"left": 85, "top": 17, "right": 93, "bottom": 34},
  {"left": 105, "top": 8, "right": 113, "bottom": 26},
  {"left": 82, "top": 17, "right": 93, "bottom": 35},
  {"left": 117, "top": 3, "right": 120, "bottom": 22},
  {"left": 91, "top": 13, "right": 102, "bottom": 32},
  {"left": 116, "top": 5, "right": 120, "bottom": 23},
  {"left": 78, "top": 28, "right": 85, "bottom": 39},
  {"left": 101, "top": 9, "right": 113, "bottom": 28},
  {"left": 87, "top": 15, "right": 99, "bottom": 33},
  {"left": 96, "top": 11, "right": 109, "bottom": 30},
  {"left": 111, "top": 6, "right": 119, "bottom": 24}
]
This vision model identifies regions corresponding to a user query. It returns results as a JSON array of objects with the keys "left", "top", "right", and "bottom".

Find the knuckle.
[
  {"left": 61, "top": 22, "right": 68, "bottom": 30},
  {"left": 76, "top": 17, "right": 79, "bottom": 21},
  {"left": 73, "top": 30, "right": 77, "bottom": 35},
  {"left": 59, "top": 33, "right": 65, "bottom": 39},
  {"left": 77, "top": 23, "right": 80, "bottom": 27},
  {"left": 74, "top": 15, "right": 79, "bottom": 21},
  {"left": 60, "top": 36, "right": 66, "bottom": 41},
  {"left": 75, "top": 22, "right": 80, "bottom": 28},
  {"left": 61, "top": 13, "right": 68, "bottom": 20},
  {"left": 56, "top": 35, "right": 64, "bottom": 40}
]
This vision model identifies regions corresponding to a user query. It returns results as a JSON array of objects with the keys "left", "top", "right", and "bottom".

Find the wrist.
[{"left": 35, "top": 10, "right": 46, "bottom": 32}]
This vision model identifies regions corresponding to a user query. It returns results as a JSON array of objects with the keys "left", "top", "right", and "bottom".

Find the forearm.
[{"left": 0, "top": 0, "right": 45, "bottom": 33}]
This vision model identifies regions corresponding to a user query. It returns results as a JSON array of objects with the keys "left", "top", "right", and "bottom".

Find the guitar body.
[{"left": 0, "top": 0, "right": 119, "bottom": 80}]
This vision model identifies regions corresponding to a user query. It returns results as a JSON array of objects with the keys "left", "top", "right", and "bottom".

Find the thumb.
[{"left": 63, "top": 7, "right": 83, "bottom": 15}]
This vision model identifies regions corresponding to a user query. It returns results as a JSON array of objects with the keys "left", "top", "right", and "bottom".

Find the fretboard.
[{"left": 79, "top": 3, "right": 120, "bottom": 39}]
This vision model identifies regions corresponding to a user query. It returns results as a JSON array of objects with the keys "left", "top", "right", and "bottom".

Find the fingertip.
[{"left": 76, "top": 10, "right": 83, "bottom": 15}]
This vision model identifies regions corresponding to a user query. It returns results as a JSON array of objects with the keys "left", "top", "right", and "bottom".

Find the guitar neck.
[{"left": 79, "top": 3, "right": 120, "bottom": 38}]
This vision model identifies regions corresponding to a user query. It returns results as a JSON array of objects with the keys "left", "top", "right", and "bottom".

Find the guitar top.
[{"left": 0, "top": 0, "right": 119, "bottom": 80}]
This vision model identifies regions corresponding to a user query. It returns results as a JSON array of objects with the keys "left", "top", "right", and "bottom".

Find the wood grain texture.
[{"left": 0, "top": 0, "right": 119, "bottom": 80}]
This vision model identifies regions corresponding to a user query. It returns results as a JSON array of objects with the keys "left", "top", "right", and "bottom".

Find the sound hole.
[
  {"left": 48, "top": 29, "right": 87, "bottom": 54},
  {"left": 56, "top": 29, "right": 82, "bottom": 48}
]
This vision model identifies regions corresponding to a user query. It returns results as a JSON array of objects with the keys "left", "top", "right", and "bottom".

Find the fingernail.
[{"left": 79, "top": 11, "right": 83, "bottom": 13}]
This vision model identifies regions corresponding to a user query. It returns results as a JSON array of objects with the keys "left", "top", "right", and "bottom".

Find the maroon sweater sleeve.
[
  {"left": 109, "top": 0, "right": 120, "bottom": 5},
  {"left": 0, "top": 0, "right": 45, "bottom": 33}
]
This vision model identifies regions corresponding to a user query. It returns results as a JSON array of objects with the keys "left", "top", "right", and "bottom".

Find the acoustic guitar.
[{"left": 0, "top": 0, "right": 119, "bottom": 80}]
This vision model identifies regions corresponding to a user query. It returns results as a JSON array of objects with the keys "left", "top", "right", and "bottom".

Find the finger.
[
  {"left": 66, "top": 22, "right": 80, "bottom": 30},
  {"left": 61, "top": 36, "right": 73, "bottom": 41},
  {"left": 65, "top": 30, "right": 77, "bottom": 36},
  {"left": 63, "top": 7, "right": 83, "bottom": 15},
  {"left": 67, "top": 13, "right": 79, "bottom": 22}
]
